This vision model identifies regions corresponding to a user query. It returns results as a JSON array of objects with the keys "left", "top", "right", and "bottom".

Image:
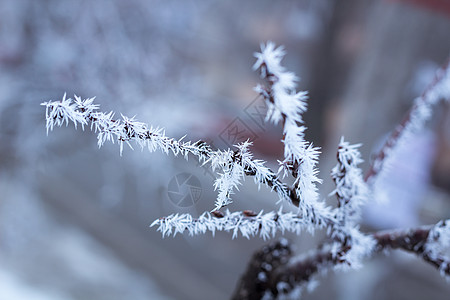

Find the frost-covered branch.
[
  {"left": 331, "top": 137, "right": 368, "bottom": 227},
  {"left": 42, "top": 94, "right": 212, "bottom": 159},
  {"left": 254, "top": 42, "right": 330, "bottom": 227},
  {"left": 151, "top": 209, "right": 310, "bottom": 240},
  {"left": 321, "top": 137, "right": 374, "bottom": 272},
  {"left": 365, "top": 60, "right": 450, "bottom": 183}
]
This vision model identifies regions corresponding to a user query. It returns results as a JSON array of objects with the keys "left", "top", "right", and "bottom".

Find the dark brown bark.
[
  {"left": 233, "top": 223, "right": 449, "bottom": 299},
  {"left": 231, "top": 239, "right": 293, "bottom": 300}
]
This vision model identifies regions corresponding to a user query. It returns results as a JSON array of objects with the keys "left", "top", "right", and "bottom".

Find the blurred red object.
[{"left": 389, "top": 0, "right": 450, "bottom": 16}]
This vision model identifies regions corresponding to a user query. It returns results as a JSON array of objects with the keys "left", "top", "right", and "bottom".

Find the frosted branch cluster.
[
  {"left": 43, "top": 43, "right": 450, "bottom": 299},
  {"left": 42, "top": 43, "right": 341, "bottom": 239},
  {"left": 252, "top": 44, "right": 375, "bottom": 274},
  {"left": 42, "top": 94, "right": 296, "bottom": 215}
]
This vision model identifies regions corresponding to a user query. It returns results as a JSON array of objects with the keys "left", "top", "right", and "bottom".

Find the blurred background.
[{"left": 1, "top": 0, "right": 450, "bottom": 299}]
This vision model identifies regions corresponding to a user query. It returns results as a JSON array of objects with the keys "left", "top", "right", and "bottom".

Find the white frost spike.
[
  {"left": 293, "top": 143, "right": 322, "bottom": 204},
  {"left": 253, "top": 43, "right": 291, "bottom": 82},
  {"left": 73, "top": 95, "right": 99, "bottom": 127},
  {"left": 253, "top": 42, "right": 306, "bottom": 126},
  {"left": 209, "top": 141, "right": 253, "bottom": 210},
  {"left": 207, "top": 147, "right": 242, "bottom": 210},
  {"left": 331, "top": 137, "right": 368, "bottom": 226}
]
